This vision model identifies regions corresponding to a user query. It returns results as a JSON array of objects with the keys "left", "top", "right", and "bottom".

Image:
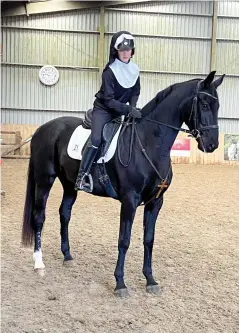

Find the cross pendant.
[{"left": 156, "top": 179, "right": 168, "bottom": 198}]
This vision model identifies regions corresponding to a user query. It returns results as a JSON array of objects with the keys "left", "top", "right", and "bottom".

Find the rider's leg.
[
  {"left": 75, "top": 108, "right": 113, "bottom": 191},
  {"left": 91, "top": 108, "right": 114, "bottom": 147}
]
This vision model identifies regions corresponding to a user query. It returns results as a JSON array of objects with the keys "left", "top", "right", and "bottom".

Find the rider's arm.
[
  {"left": 102, "top": 69, "right": 132, "bottom": 116},
  {"left": 129, "top": 77, "right": 140, "bottom": 107}
]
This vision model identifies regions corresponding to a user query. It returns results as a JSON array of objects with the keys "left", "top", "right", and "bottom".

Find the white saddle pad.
[{"left": 67, "top": 120, "right": 124, "bottom": 163}]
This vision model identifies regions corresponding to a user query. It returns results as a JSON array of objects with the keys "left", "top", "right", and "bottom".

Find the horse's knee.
[{"left": 119, "top": 239, "right": 130, "bottom": 252}]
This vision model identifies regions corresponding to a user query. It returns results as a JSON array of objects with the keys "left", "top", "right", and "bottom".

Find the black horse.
[{"left": 21, "top": 71, "right": 224, "bottom": 296}]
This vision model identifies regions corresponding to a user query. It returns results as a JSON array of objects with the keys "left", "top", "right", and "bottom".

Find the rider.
[{"left": 75, "top": 30, "right": 142, "bottom": 192}]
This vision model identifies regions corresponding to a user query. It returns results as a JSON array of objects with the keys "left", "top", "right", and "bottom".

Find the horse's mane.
[{"left": 140, "top": 78, "right": 199, "bottom": 118}]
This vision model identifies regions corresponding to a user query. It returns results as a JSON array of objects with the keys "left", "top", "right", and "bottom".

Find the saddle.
[{"left": 82, "top": 109, "right": 122, "bottom": 158}]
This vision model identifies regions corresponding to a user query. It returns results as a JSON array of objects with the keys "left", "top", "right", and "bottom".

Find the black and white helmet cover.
[{"left": 108, "top": 31, "right": 135, "bottom": 64}]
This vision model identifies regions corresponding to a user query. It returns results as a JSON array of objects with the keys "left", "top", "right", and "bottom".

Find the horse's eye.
[{"left": 202, "top": 103, "right": 208, "bottom": 109}]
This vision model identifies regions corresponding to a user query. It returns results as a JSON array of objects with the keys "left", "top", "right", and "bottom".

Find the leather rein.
[
  {"left": 143, "top": 80, "right": 218, "bottom": 140},
  {"left": 115, "top": 80, "right": 218, "bottom": 204}
]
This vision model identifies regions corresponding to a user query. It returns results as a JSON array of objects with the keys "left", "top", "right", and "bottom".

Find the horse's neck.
[{"left": 140, "top": 83, "right": 194, "bottom": 157}]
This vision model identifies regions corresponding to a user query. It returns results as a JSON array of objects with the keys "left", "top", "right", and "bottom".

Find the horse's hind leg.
[
  {"left": 33, "top": 176, "right": 55, "bottom": 275},
  {"left": 58, "top": 174, "right": 77, "bottom": 263}
]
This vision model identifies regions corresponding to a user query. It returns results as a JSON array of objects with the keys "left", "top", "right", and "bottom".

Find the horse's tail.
[{"left": 21, "top": 157, "right": 35, "bottom": 247}]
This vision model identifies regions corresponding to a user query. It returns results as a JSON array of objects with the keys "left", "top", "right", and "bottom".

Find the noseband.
[{"left": 144, "top": 80, "right": 219, "bottom": 140}]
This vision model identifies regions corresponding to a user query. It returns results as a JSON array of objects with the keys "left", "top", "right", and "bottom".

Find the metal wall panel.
[
  {"left": 218, "top": 119, "right": 239, "bottom": 135},
  {"left": 1, "top": 9, "right": 100, "bottom": 30},
  {"left": 116, "top": 1, "right": 213, "bottom": 15},
  {"left": 214, "top": 76, "right": 239, "bottom": 119},
  {"left": 215, "top": 1, "right": 239, "bottom": 132},
  {"left": 218, "top": 1, "right": 239, "bottom": 17},
  {"left": 105, "top": 10, "right": 212, "bottom": 38},
  {"left": 217, "top": 17, "right": 239, "bottom": 39},
  {"left": 1, "top": 8, "right": 100, "bottom": 125},
  {"left": 2, "top": 28, "right": 99, "bottom": 67},
  {"left": 105, "top": 35, "right": 211, "bottom": 73},
  {"left": 1, "top": 1, "right": 238, "bottom": 133},
  {"left": 1, "top": 108, "right": 85, "bottom": 125},
  {"left": 215, "top": 41, "right": 239, "bottom": 74},
  {"left": 1, "top": 65, "right": 99, "bottom": 112}
]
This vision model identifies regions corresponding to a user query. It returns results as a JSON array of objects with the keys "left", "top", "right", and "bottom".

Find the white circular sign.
[{"left": 39, "top": 65, "right": 59, "bottom": 86}]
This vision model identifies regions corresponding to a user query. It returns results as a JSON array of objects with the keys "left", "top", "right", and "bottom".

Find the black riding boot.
[{"left": 75, "top": 144, "right": 98, "bottom": 192}]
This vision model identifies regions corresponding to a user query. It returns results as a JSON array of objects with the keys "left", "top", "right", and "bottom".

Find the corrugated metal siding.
[
  {"left": 116, "top": 1, "right": 213, "bottom": 15},
  {"left": 215, "top": 41, "right": 239, "bottom": 74},
  {"left": 215, "top": 76, "right": 239, "bottom": 119},
  {"left": 217, "top": 18, "right": 239, "bottom": 39},
  {"left": 1, "top": 9, "right": 100, "bottom": 30},
  {"left": 218, "top": 1, "right": 239, "bottom": 17},
  {"left": 1, "top": 8, "right": 100, "bottom": 125},
  {"left": 1, "top": 65, "right": 98, "bottom": 112},
  {"left": 105, "top": 34, "right": 211, "bottom": 73},
  {"left": 218, "top": 119, "right": 239, "bottom": 135},
  {"left": 1, "top": 108, "right": 85, "bottom": 125},
  {"left": 105, "top": 10, "right": 212, "bottom": 38},
  {"left": 215, "top": 1, "right": 239, "bottom": 129},
  {"left": 2, "top": 28, "right": 99, "bottom": 67},
  {"left": 1, "top": 0, "right": 238, "bottom": 135}
]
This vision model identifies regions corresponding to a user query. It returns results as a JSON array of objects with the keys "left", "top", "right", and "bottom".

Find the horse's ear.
[
  {"left": 203, "top": 71, "right": 216, "bottom": 87},
  {"left": 213, "top": 74, "right": 225, "bottom": 89}
]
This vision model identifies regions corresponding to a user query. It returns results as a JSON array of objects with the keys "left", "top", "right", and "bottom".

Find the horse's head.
[{"left": 183, "top": 71, "right": 225, "bottom": 153}]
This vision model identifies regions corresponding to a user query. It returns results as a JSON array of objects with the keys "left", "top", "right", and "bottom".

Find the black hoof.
[
  {"left": 114, "top": 288, "right": 130, "bottom": 298},
  {"left": 146, "top": 284, "right": 161, "bottom": 295},
  {"left": 63, "top": 254, "right": 73, "bottom": 265}
]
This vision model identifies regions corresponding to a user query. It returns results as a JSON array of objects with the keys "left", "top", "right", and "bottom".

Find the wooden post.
[
  {"left": 14, "top": 131, "right": 22, "bottom": 155},
  {"left": 99, "top": 6, "right": 105, "bottom": 79},
  {"left": 210, "top": 0, "right": 218, "bottom": 71}
]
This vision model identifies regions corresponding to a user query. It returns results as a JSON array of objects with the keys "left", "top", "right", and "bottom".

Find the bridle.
[
  {"left": 144, "top": 80, "right": 219, "bottom": 140},
  {"left": 115, "top": 79, "right": 219, "bottom": 205}
]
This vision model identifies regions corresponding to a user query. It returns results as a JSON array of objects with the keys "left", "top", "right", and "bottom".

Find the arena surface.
[{"left": 1, "top": 160, "right": 239, "bottom": 333}]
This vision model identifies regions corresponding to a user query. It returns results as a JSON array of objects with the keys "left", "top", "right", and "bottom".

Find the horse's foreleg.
[
  {"left": 114, "top": 193, "right": 139, "bottom": 297},
  {"left": 59, "top": 177, "right": 77, "bottom": 263},
  {"left": 143, "top": 196, "right": 163, "bottom": 294}
]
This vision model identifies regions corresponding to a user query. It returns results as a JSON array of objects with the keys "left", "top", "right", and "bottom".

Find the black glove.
[{"left": 129, "top": 107, "right": 142, "bottom": 119}]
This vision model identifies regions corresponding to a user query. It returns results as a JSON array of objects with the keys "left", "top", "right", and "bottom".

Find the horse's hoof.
[
  {"left": 114, "top": 288, "right": 130, "bottom": 298},
  {"left": 34, "top": 268, "right": 46, "bottom": 277},
  {"left": 63, "top": 258, "right": 74, "bottom": 266},
  {"left": 146, "top": 284, "right": 161, "bottom": 295},
  {"left": 63, "top": 254, "right": 73, "bottom": 265},
  {"left": 64, "top": 253, "right": 73, "bottom": 260}
]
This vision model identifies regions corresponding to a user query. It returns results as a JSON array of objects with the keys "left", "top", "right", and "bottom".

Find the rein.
[
  {"left": 113, "top": 80, "right": 219, "bottom": 204},
  {"left": 143, "top": 80, "right": 218, "bottom": 140}
]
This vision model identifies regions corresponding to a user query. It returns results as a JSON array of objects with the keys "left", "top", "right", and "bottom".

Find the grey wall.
[{"left": 1, "top": 1, "right": 239, "bottom": 134}]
